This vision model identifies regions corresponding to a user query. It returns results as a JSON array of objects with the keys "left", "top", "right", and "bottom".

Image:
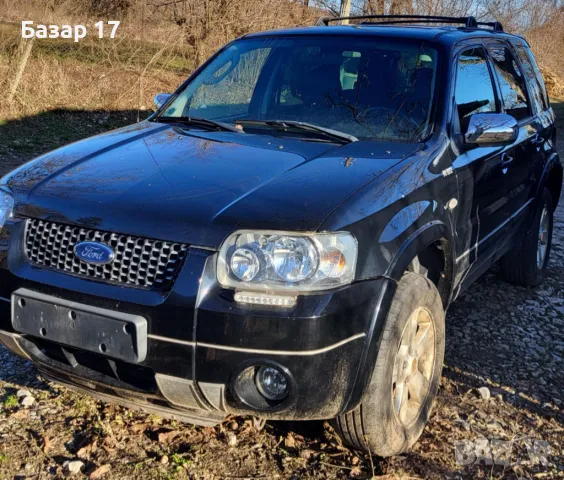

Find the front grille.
[{"left": 24, "top": 219, "right": 188, "bottom": 291}]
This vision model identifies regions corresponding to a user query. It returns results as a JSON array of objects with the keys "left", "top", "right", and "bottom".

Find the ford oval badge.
[{"left": 74, "top": 241, "right": 115, "bottom": 265}]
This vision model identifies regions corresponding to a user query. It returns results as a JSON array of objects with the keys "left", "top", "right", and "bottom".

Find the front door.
[{"left": 450, "top": 45, "right": 516, "bottom": 287}]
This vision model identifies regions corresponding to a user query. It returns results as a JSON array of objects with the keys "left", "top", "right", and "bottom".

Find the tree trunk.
[
  {"left": 340, "top": 0, "right": 351, "bottom": 23},
  {"left": 8, "top": 37, "right": 35, "bottom": 103}
]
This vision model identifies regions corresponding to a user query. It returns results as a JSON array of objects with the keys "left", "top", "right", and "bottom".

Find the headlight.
[
  {"left": 217, "top": 230, "right": 357, "bottom": 293},
  {"left": 0, "top": 190, "right": 14, "bottom": 229}
]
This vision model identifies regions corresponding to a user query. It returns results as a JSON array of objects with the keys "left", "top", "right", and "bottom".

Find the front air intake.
[{"left": 24, "top": 219, "right": 188, "bottom": 291}]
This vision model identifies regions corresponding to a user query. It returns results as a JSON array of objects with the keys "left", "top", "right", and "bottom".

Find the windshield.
[{"left": 158, "top": 36, "right": 438, "bottom": 142}]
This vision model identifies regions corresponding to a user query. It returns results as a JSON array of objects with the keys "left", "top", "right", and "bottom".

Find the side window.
[
  {"left": 515, "top": 45, "right": 549, "bottom": 111},
  {"left": 488, "top": 46, "right": 531, "bottom": 120},
  {"left": 455, "top": 48, "right": 497, "bottom": 132},
  {"left": 340, "top": 51, "right": 362, "bottom": 91}
]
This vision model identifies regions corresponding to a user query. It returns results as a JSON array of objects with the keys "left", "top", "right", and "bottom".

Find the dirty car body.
[{"left": 0, "top": 18, "right": 560, "bottom": 449}]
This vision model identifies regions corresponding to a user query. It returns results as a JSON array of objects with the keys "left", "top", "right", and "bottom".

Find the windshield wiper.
[
  {"left": 236, "top": 120, "right": 358, "bottom": 144},
  {"left": 157, "top": 116, "right": 242, "bottom": 133}
]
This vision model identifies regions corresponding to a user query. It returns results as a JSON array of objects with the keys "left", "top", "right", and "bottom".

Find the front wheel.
[
  {"left": 332, "top": 272, "right": 445, "bottom": 456},
  {"left": 500, "top": 188, "right": 554, "bottom": 286}
]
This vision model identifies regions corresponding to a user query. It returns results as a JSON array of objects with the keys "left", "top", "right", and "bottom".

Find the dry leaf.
[
  {"left": 42, "top": 435, "right": 52, "bottom": 454},
  {"left": 90, "top": 464, "right": 111, "bottom": 479},
  {"left": 299, "top": 449, "right": 316, "bottom": 460},
  {"left": 129, "top": 423, "right": 148, "bottom": 434},
  {"left": 349, "top": 466, "right": 363, "bottom": 478},
  {"left": 77, "top": 439, "right": 98, "bottom": 458},
  {"left": 10, "top": 409, "right": 29, "bottom": 420},
  {"left": 201, "top": 427, "right": 216, "bottom": 438},
  {"left": 101, "top": 445, "right": 117, "bottom": 455},
  {"left": 157, "top": 430, "right": 180, "bottom": 444},
  {"left": 284, "top": 434, "right": 296, "bottom": 449}
]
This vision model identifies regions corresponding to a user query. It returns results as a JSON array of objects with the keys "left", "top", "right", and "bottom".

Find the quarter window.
[
  {"left": 488, "top": 46, "right": 530, "bottom": 120},
  {"left": 515, "top": 45, "right": 549, "bottom": 111},
  {"left": 455, "top": 48, "right": 497, "bottom": 132}
]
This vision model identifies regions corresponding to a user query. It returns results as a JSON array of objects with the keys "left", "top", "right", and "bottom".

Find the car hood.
[{"left": 4, "top": 121, "right": 419, "bottom": 248}]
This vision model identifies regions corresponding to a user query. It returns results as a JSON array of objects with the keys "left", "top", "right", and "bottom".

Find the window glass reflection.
[
  {"left": 161, "top": 37, "right": 438, "bottom": 142},
  {"left": 455, "top": 48, "right": 497, "bottom": 132},
  {"left": 515, "top": 45, "right": 548, "bottom": 111},
  {"left": 488, "top": 46, "right": 530, "bottom": 120}
]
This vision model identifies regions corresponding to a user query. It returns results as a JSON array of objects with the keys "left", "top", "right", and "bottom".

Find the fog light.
[{"left": 256, "top": 366, "right": 289, "bottom": 401}]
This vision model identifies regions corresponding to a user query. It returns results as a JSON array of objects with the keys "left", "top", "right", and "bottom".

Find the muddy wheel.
[
  {"left": 501, "top": 188, "right": 553, "bottom": 286},
  {"left": 332, "top": 272, "right": 445, "bottom": 456}
]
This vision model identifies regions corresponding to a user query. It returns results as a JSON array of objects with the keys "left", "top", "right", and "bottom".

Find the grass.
[
  {"left": 552, "top": 96, "right": 564, "bottom": 118},
  {"left": 65, "top": 392, "right": 100, "bottom": 417},
  {"left": 0, "top": 109, "right": 148, "bottom": 173},
  {"left": 0, "top": 21, "right": 195, "bottom": 73},
  {"left": 171, "top": 453, "right": 191, "bottom": 468},
  {"left": 0, "top": 19, "right": 188, "bottom": 119},
  {"left": 2, "top": 394, "right": 18, "bottom": 409}
]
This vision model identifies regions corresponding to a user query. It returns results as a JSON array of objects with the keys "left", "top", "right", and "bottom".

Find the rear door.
[{"left": 512, "top": 40, "right": 556, "bottom": 192}]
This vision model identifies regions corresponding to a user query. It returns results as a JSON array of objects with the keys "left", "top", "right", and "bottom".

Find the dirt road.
[{"left": 0, "top": 103, "right": 562, "bottom": 479}]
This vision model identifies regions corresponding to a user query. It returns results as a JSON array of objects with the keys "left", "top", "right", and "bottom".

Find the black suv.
[{"left": 0, "top": 15, "right": 560, "bottom": 456}]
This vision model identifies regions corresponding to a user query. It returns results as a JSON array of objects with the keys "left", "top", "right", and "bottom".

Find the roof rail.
[
  {"left": 316, "top": 14, "right": 504, "bottom": 32},
  {"left": 476, "top": 20, "right": 504, "bottom": 32}
]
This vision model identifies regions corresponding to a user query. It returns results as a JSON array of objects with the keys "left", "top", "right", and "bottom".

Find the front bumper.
[
  {"left": 0, "top": 330, "right": 225, "bottom": 426},
  {"left": 0, "top": 218, "right": 390, "bottom": 422}
]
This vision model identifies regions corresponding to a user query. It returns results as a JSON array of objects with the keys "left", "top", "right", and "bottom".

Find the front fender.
[
  {"left": 340, "top": 220, "right": 455, "bottom": 412},
  {"left": 319, "top": 139, "right": 459, "bottom": 413},
  {"left": 321, "top": 170, "right": 457, "bottom": 283}
]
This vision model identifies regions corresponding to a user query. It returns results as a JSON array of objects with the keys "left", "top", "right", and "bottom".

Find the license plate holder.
[{"left": 11, "top": 288, "right": 147, "bottom": 363}]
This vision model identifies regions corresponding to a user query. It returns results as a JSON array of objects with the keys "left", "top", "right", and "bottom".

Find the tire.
[
  {"left": 332, "top": 272, "right": 445, "bottom": 456},
  {"left": 500, "top": 188, "right": 554, "bottom": 286}
]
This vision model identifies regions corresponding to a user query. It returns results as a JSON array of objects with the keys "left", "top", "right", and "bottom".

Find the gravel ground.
[{"left": 0, "top": 106, "right": 562, "bottom": 479}]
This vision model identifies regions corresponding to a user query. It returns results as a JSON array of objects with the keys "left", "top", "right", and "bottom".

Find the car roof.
[{"left": 244, "top": 24, "right": 524, "bottom": 47}]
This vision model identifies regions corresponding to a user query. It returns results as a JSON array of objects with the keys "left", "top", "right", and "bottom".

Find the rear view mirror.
[
  {"left": 153, "top": 93, "right": 172, "bottom": 110},
  {"left": 465, "top": 113, "right": 518, "bottom": 147}
]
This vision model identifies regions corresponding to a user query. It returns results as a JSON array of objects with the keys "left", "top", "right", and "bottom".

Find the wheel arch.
[
  {"left": 538, "top": 153, "right": 562, "bottom": 210},
  {"left": 546, "top": 159, "right": 562, "bottom": 210},
  {"left": 343, "top": 221, "right": 454, "bottom": 413},
  {"left": 384, "top": 220, "right": 455, "bottom": 308}
]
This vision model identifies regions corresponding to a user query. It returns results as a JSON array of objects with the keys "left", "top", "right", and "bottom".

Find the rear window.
[{"left": 488, "top": 46, "right": 531, "bottom": 120}]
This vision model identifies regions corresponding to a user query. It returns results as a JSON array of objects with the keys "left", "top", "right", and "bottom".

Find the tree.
[{"left": 340, "top": 0, "right": 351, "bottom": 22}]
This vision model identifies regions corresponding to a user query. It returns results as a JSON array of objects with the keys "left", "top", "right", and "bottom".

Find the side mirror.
[
  {"left": 153, "top": 93, "right": 172, "bottom": 110},
  {"left": 465, "top": 113, "right": 518, "bottom": 147}
]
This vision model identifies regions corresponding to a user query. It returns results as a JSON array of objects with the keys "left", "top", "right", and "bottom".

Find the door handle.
[{"left": 500, "top": 153, "right": 514, "bottom": 167}]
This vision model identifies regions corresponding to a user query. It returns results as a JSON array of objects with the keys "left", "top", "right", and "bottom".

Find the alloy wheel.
[
  {"left": 537, "top": 205, "right": 550, "bottom": 269},
  {"left": 392, "top": 307, "right": 436, "bottom": 426}
]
